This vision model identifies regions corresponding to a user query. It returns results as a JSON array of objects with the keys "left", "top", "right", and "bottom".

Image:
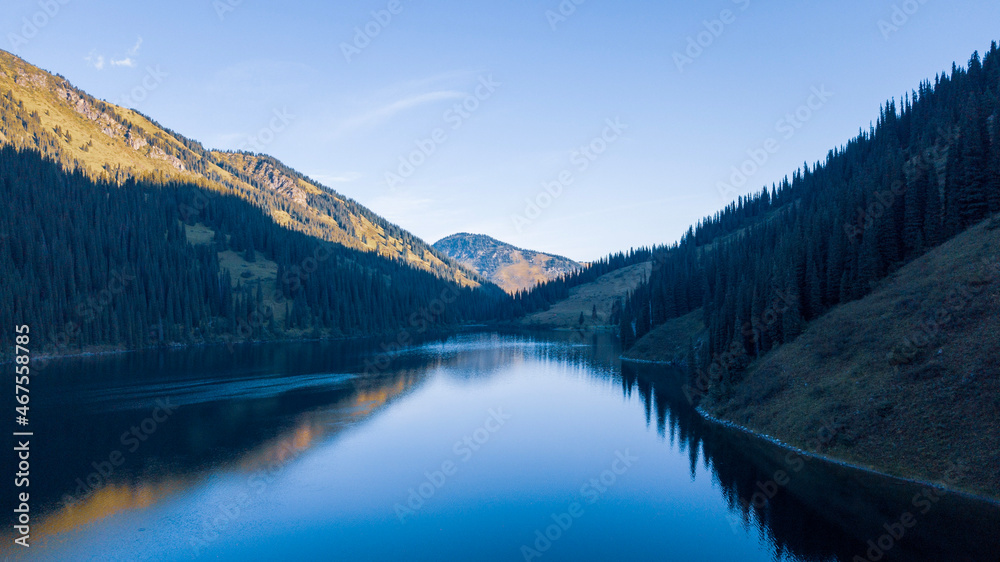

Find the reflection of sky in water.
[
  {"left": 12, "top": 369, "right": 421, "bottom": 554},
  {"left": 3, "top": 333, "right": 997, "bottom": 562}
]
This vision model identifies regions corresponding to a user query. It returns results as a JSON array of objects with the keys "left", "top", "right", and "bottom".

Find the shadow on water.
[
  {"left": 1, "top": 334, "right": 462, "bottom": 548},
  {"left": 3, "top": 330, "right": 997, "bottom": 561},
  {"left": 620, "top": 360, "right": 1000, "bottom": 562}
]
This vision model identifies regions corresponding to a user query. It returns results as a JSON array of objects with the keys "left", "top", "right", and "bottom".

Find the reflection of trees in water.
[
  {"left": 13, "top": 332, "right": 999, "bottom": 561},
  {"left": 619, "top": 360, "right": 1000, "bottom": 562},
  {"left": 10, "top": 338, "right": 445, "bottom": 543}
]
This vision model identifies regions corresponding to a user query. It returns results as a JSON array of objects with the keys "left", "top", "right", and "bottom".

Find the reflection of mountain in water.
[
  {"left": 620, "top": 361, "right": 1000, "bottom": 562},
  {"left": 6, "top": 332, "right": 998, "bottom": 561},
  {"left": 2, "top": 337, "right": 449, "bottom": 548},
  {"left": 433, "top": 331, "right": 622, "bottom": 381}
]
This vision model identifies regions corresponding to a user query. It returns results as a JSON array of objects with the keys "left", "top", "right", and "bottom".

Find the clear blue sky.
[{"left": 3, "top": 0, "right": 999, "bottom": 261}]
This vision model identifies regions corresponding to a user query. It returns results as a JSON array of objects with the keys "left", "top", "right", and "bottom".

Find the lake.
[{"left": 3, "top": 331, "right": 998, "bottom": 561}]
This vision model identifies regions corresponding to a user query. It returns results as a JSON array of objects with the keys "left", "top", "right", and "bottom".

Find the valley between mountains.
[{"left": 2, "top": 43, "right": 1000, "bottom": 502}]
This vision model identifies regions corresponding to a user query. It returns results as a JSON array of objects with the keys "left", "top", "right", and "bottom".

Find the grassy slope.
[
  {"left": 519, "top": 262, "right": 652, "bottom": 329},
  {"left": 0, "top": 50, "right": 479, "bottom": 289},
  {"left": 187, "top": 224, "right": 286, "bottom": 328},
  {"left": 698, "top": 216, "right": 1000, "bottom": 499},
  {"left": 213, "top": 152, "right": 479, "bottom": 288},
  {"left": 623, "top": 309, "right": 706, "bottom": 363}
]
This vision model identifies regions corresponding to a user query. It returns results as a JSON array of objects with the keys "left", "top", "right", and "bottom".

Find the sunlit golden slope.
[
  {"left": 433, "top": 233, "right": 580, "bottom": 293},
  {"left": 0, "top": 49, "right": 480, "bottom": 288}
]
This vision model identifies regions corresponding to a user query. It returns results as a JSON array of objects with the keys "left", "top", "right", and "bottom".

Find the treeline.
[
  {"left": 511, "top": 247, "right": 654, "bottom": 315},
  {"left": 618, "top": 44, "right": 1000, "bottom": 395},
  {"left": 1, "top": 52, "right": 483, "bottom": 290},
  {"left": 0, "top": 146, "right": 512, "bottom": 354},
  {"left": 211, "top": 152, "right": 470, "bottom": 280}
]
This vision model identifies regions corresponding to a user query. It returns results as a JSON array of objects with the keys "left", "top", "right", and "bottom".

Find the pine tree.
[
  {"left": 924, "top": 170, "right": 944, "bottom": 247},
  {"left": 903, "top": 164, "right": 928, "bottom": 256},
  {"left": 957, "top": 94, "right": 991, "bottom": 226}
]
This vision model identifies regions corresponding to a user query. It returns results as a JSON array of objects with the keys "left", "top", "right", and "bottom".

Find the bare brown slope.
[
  {"left": 703, "top": 216, "right": 1000, "bottom": 499},
  {"left": 433, "top": 233, "right": 580, "bottom": 293}
]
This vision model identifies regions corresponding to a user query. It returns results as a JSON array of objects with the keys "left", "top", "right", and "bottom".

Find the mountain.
[
  {"left": 617, "top": 44, "right": 1000, "bottom": 358},
  {"left": 601, "top": 44, "right": 999, "bottom": 498},
  {"left": 433, "top": 233, "right": 581, "bottom": 293},
  {"left": 699, "top": 215, "right": 1000, "bottom": 498},
  {"left": 0, "top": 49, "right": 481, "bottom": 289},
  {"left": 0, "top": 51, "right": 514, "bottom": 354}
]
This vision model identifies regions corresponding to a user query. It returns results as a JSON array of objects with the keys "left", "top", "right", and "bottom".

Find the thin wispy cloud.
[
  {"left": 84, "top": 50, "right": 104, "bottom": 70},
  {"left": 538, "top": 195, "right": 704, "bottom": 226},
  {"left": 373, "top": 70, "right": 480, "bottom": 98},
  {"left": 128, "top": 36, "right": 143, "bottom": 55},
  {"left": 88, "top": 36, "right": 143, "bottom": 70},
  {"left": 311, "top": 172, "right": 362, "bottom": 185},
  {"left": 206, "top": 132, "right": 246, "bottom": 149},
  {"left": 333, "top": 90, "right": 465, "bottom": 137},
  {"left": 111, "top": 37, "right": 142, "bottom": 67},
  {"left": 369, "top": 190, "right": 434, "bottom": 214}
]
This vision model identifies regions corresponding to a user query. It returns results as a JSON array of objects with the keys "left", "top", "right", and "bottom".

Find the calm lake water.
[{"left": 2, "top": 331, "right": 998, "bottom": 561}]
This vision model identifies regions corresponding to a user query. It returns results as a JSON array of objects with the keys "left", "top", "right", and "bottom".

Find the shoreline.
[
  {"left": 2, "top": 324, "right": 491, "bottom": 365},
  {"left": 619, "top": 355, "right": 676, "bottom": 366},
  {"left": 694, "top": 406, "right": 1000, "bottom": 506},
  {"left": 622, "top": 351, "right": 1000, "bottom": 504}
]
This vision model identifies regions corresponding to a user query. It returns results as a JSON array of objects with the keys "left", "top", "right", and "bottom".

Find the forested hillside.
[
  {"left": 0, "top": 49, "right": 480, "bottom": 288},
  {"left": 618, "top": 45, "right": 1000, "bottom": 398},
  {"left": 0, "top": 147, "right": 511, "bottom": 354}
]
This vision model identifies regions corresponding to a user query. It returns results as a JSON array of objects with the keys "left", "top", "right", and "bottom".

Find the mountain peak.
[{"left": 433, "top": 233, "right": 580, "bottom": 293}]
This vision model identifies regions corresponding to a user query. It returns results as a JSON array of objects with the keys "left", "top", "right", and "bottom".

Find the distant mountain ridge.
[
  {"left": 0, "top": 49, "right": 482, "bottom": 289},
  {"left": 433, "top": 233, "right": 580, "bottom": 293}
]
